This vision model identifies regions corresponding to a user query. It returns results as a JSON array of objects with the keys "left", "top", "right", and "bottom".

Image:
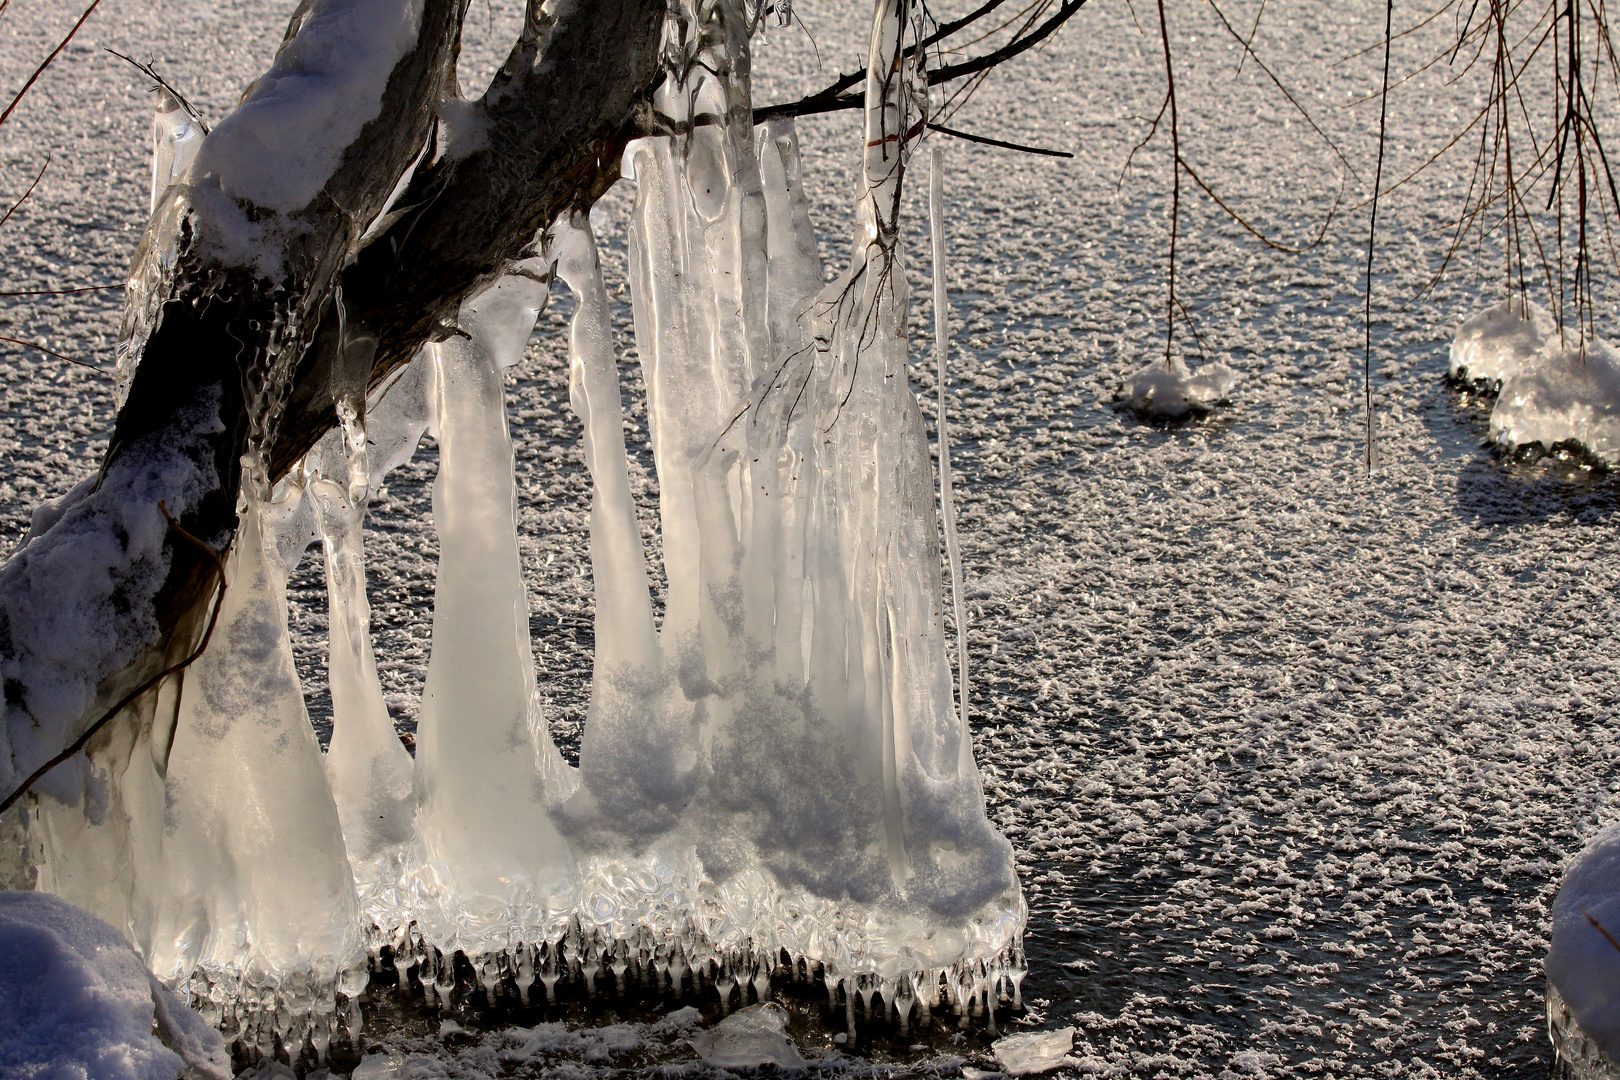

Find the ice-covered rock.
[
  {"left": 1121, "top": 359, "right": 1237, "bottom": 418},
  {"left": 1548, "top": 822, "right": 1620, "bottom": 1068},
  {"left": 1491, "top": 337, "right": 1620, "bottom": 465},
  {"left": 0, "top": 891, "right": 228, "bottom": 1080},
  {"left": 1449, "top": 295, "right": 1558, "bottom": 387}
]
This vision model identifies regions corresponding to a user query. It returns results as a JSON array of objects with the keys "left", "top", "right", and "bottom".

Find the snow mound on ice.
[
  {"left": 1120, "top": 361, "right": 1237, "bottom": 418},
  {"left": 1548, "top": 822, "right": 1620, "bottom": 1066},
  {"left": 992, "top": 1027, "right": 1079, "bottom": 1075},
  {"left": 1449, "top": 295, "right": 1558, "bottom": 386},
  {"left": 0, "top": 891, "right": 228, "bottom": 1080},
  {"left": 688, "top": 1003, "right": 808, "bottom": 1070},
  {"left": 1491, "top": 337, "right": 1620, "bottom": 465}
]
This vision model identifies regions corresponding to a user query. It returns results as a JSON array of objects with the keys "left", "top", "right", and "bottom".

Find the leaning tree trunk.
[{"left": 0, "top": 0, "right": 665, "bottom": 811}]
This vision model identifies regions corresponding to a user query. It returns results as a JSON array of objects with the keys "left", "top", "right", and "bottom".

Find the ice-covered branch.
[
  {"left": 268, "top": 0, "right": 668, "bottom": 481},
  {"left": 0, "top": 0, "right": 462, "bottom": 806}
]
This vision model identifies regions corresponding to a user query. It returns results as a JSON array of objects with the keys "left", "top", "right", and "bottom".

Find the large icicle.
[
  {"left": 405, "top": 269, "right": 578, "bottom": 958},
  {"left": 148, "top": 478, "right": 365, "bottom": 1054},
  {"left": 313, "top": 403, "right": 414, "bottom": 932}
]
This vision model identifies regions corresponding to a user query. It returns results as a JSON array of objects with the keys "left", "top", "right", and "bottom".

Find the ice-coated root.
[
  {"left": 1448, "top": 294, "right": 1558, "bottom": 388},
  {"left": 1120, "top": 358, "right": 1238, "bottom": 418},
  {"left": 1489, "top": 336, "right": 1620, "bottom": 466},
  {"left": 404, "top": 278, "right": 577, "bottom": 958}
]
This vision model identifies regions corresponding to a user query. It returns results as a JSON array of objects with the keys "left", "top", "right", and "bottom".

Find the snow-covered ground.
[{"left": 4, "top": 0, "right": 1620, "bottom": 1076}]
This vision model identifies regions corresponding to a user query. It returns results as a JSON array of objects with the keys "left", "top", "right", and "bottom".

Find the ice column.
[
  {"left": 149, "top": 480, "right": 364, "bottom": 1033},
  {"left": 313, "top": 406, "right": 414, "bottom": 933},
  {"left": 149, "top": 91, "right": 203, "bottom": 214},
  {"left": 406, "top": 269, "right": 578, "bottom": 957}
]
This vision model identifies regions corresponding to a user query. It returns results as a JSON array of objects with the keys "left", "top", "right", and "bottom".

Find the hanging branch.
[
  {"left": 1157, "top": 0, "right": 1181, "bottom": 372},
  {"left": 1365, "top": 0, "right": 1395, "bottom": 474}
]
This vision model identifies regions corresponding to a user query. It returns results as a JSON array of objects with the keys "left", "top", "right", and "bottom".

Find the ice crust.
[
  {"left": 0, "top": 890, "right": 228, "bottom": 1080},
  {"left": 1448, "top": 295, "right": 1559, "bottom": 386}
]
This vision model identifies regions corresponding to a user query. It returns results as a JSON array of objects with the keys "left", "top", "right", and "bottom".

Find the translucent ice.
[
  {"left": 1490, "top": 336, "right": 1620, "bottom": 465},
  {"left": 149, "top": 91, "right": 203, "bottom": 215},
  {"left": 149, "top": 483, "right": 364, "bottom": 1018},
  {"left": 405, "top": 280, "right": 577, "bottom": 957},
  {"left": 1448, "top": 295, "right": 1558, "bottom": 387},
  {"left": 993, "top": 1027, "right": 1079, "bottom": 1076},
  {"left": 1547, "top": 821, "right": 1620, "bottom": 1065}
]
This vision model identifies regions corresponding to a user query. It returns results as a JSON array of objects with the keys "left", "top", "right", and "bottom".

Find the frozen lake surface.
[{"left": 3, "top": 0, "right": 1619, "bottom": 1075}]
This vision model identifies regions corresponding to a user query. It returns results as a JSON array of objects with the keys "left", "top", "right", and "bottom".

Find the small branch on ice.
[
  {"left": 0, "top": 0, "right": 103, "bottom": 128},
  {"left": 0, "top": 334, "right": 101, "bottom": 370},
  {"left": 104, "top": 49, "right": 211, "bottom": 134},
  {"left": 0, "top": 155, "right": 49, "bottom": 231},
  {"left": 926, "top": 121, "right": 1072, "bottom": 157},
  {"left": 1583, "top": 907, "right": 1620, "bottom": 956},
  {"left": 0, "top": 504, "right": 228, "bottom": 816}
]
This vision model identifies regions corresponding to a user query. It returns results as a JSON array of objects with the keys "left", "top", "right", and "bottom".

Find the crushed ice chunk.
[
  {"left": 1121, "top": 361, "right": 1237, "bottom": 417},
  {"left": 688, "top": 1003, "right": 808, "bottom": 1069},
  {"left": 991, "top": 1026, "right": 1079, "bottom": 1075}
]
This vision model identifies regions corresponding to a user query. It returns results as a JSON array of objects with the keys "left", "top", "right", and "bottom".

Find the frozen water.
[
  {"left": 1548, "top": 822, "right": 1620, "bottom": 1064},
  {"left": 148, "top": 91, "right": 203, "bottom": 216},
  {"left": 991, "top": 1026, "right": 1077, "bottom": 1076},
  {"left": 406, "top": 291, "right": 578, "bottom": 957},
  {"left": 688, "top": 1002, "right": 809, "bottom": 1069},
  {"left": 8, "top": 0, "right": 1620, "bottom": 1074},
  {"left": 1449, "top": 295, "right": 1559, "bottom": 387},
  {"left": 1120, "top": 358, "right": 1238, "bottom": 418},
  {"left": 0, "top": 890, "right": 229, "bottom": 1080},
  {"left": 1491, "top": 337, "right": 1620, "bottom": 465}
]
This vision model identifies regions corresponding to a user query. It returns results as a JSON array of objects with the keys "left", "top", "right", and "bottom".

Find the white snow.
[
  {"left": 1448, "top": 295, "right": 1558, "bottom": 386},
  {"left": 1548, "top": 822, "right": 1620, "bottom": 1063},
  {"left": 1120, "top": 359, "right": 1237, "bottom": 418},
  {"left": 0, "top": 890, "right": 228, "bottom": 1080}
]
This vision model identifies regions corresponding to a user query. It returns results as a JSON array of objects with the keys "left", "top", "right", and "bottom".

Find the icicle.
[
  {"left": 407, "top": 266, "right": 578, "bottom": 959},
  {"left": 316, "top": 399, "right": 415, "bottom": 934},
  {"left": 148, "top": 474, "right": 364, "bottom": 1020},
  {"left": 930, "top": 146, "right": 970, "bottom": 736},
  {"left": 149, "top": 90, "right": 203, "bottom": 215}
]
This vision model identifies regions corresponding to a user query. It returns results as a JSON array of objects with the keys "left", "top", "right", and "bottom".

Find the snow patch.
[
  {"left": 1448, "top": 295, "right": 1558, "bottom": 386},
  {"left": 0, "top": 891, "right": 228, "bottom": 1080},
  {"left": 1548, "top": 821, "right": 1620, "bottom": 1063}
]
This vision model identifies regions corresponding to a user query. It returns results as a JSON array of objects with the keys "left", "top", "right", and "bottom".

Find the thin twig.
[
  {"left": 1364, "top": 0, "right": 1395, "bottom": 474},
  {"left": 0, "top": 156, "right": 48, "bottom": 232},
  {"left": 0, "top": 0, "right": 104, "bottom": 129},
  {"left": 927, "top": 120, "right": 1072, "bottom": 156},
  {"left": 0, "top": 334, "right": 99, "bottom": 370},
  {"left": 104, "top": 49, "right": 211, "bottom": 134},
  {"left": 0, "top": 504, "right": 228, "bottom": 815}
]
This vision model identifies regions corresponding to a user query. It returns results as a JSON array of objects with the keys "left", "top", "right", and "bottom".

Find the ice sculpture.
[
  {"left": 1120, "top": 357, "right": 1238, "bottom": 417},
  {"left": 30, "top": 0, "right": 1026, "bottom": 1050}
]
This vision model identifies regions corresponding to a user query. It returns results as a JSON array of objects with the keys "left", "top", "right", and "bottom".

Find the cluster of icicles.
[{"left": 33, "top": 0, "right": 1025, "bottom": 1062}]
